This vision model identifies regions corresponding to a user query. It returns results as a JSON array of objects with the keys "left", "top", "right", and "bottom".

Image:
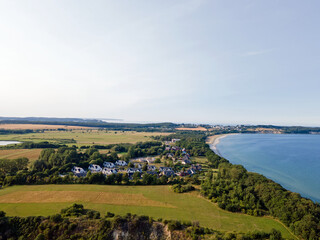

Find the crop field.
[
  {"left": 0, "top": 185, "right": 295, "bottom": 238},
  {"left": 176, "top": 127, "right": 207, "bottom": 131},
  {"left": 0, "top": 130, "right": 170, "bottom": 146},
  {"left": 0, "top": 149, "right": 42, "bottom": 162}
]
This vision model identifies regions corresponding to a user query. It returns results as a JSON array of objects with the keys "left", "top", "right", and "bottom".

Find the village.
[{"left": 71, "top": 139, "right": 202, "bottom": 179}]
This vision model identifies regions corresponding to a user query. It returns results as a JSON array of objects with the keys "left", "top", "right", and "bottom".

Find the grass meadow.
[
  {"left": 0, "top": 185, "right": 295, "bottom": 239},
  {"left": 0, "top": 130, "right": 170, "bottom": 146}
]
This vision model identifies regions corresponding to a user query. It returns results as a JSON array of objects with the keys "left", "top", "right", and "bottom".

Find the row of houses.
[
  {"left": 166, "top": 153, "right": 191, "bottom": 165},
  {"left": 71, "top": 161, "right": 159, "bottom": 177},
  {"left": 71, "top": 142, "right": 201, "bottom": 178},
  {"left": 71, "top": 160, "right": 127, "bottom": 177},
  {"left": 176, "top": 164, "right": 202, "bottom": 177},
  {"left": 103, "top": 160, "right": 127, "bottom": 168},
  {"left": 72, "top": 164, "right": 202, "bottom": 179},
  {"left": 71, "top": 163, "right": 201, "bottom": 178}
]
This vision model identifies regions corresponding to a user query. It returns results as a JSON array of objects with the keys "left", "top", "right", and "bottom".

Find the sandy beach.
[{"left": 206, "top": 134, "right": 238, "bottom": 156}]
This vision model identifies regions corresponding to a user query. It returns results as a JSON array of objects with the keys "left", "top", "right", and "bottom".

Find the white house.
[
  {"left": 103, "top": 162, "right": 115, "bottom": 168},
  {"left": 71, "top": 166, "right": 86, "bottom": 176},
  {"left": 88, "top": 164, "right": 102, "bottom": 173},
  {"left": 102, "top": 168, "right": 118, "bottom": 175},
  {"left": 127, "top": 168, "right": 142, "bottom": 174},
  {"left": 115, "top": 160, "right": 127, "bottom": 166}
]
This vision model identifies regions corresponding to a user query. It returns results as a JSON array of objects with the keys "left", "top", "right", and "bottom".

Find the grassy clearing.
[
  {"left": 192, "top": 156, "right": 215, "bottom": 173},
  {"left": 192, "top": 156, "right": 208, "bottom": 164},
  {"left": 0, "top": 191, "right": 174, "bottom": 208},
  {"left": 0, "top": 130, "right": 170, "bottom": 146},
  {"left": 0, "top": 149, "right": 42, "bottom": 162},
  {"left": 0, "top": 185, "right": 294, "bottom": 238}
]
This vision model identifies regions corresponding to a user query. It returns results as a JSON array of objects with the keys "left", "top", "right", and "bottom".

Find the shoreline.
[{"left": 206, "top": 133, "right": 238, "bottom": 157}]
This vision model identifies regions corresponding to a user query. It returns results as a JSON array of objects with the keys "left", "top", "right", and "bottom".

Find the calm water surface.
[
  {"left": 0, "top": 141, "right": 21, "bottom": 146},
  {"left": 215, "top": 134, "right": 320, "bottom": 203}
]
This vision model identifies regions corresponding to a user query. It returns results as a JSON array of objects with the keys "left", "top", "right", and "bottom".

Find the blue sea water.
[{"left": 214, "top": 134, "right": 320, "bottom": 203}]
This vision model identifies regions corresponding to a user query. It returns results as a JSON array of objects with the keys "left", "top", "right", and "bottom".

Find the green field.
[
  {"left": 0, "top": 185, "right": 295, "bottom": 239},
  {"left": 0, "top": 130, "right": 170, "bottom": 146}
]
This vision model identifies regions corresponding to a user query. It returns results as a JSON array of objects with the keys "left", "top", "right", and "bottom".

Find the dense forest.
[{"left": 0, "top": 129, "right": 34, "bottom": 135}]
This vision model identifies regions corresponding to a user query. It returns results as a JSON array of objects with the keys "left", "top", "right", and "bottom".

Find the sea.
[{"left": 213, "top": 134, "right": 320, "bottom": 203}]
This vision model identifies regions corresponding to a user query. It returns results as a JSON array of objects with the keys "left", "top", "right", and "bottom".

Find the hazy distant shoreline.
[{"left": 206, "top": 134, "right": 238, "bottom": 156}]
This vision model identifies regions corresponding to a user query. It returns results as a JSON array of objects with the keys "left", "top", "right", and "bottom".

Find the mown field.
[
  {"left": 0, "top": 130, "right": 170, "bottom": 146},
  {"left": 0, "top": 149, "right": 42, "bottom": 162},
  {"left": 0, "top": 185, "right": 295, "bottom": 239}
]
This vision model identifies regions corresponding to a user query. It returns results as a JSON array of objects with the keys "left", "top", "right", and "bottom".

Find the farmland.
[
  {"left": 0, "top": 124, "right": 92, "bottom": 130},
  {"left": 0, "top": 149, "right": 42, "bottom": 162},
  {"left": 0, "top": 185, "right": 295, "bottom": 239},
  {"left": 176, "top": 127, "right": 207, "bottom": 131},
  {"left": 0, "top": 130, "right": 170, "bottom": 146}
]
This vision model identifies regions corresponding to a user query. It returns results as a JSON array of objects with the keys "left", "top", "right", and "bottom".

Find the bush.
[
  {"left": 167, "top": 220, "right": 182, "bottom": 231},
  {"left": 106, "top": 212, "right": 115, "bottom": 218},
  {"left": 61, "top": 204, "right": 85, "bottom": 217},
  {"left": 172, "top": 184, "right": 195, "bottom": 193},
  {"left": 50, "top": 214, "right": 62, "bottom": 223}
]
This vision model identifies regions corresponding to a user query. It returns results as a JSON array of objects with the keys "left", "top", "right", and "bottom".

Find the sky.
[{"left": 0, "top": 0, "right": 320, "bottom": 126}]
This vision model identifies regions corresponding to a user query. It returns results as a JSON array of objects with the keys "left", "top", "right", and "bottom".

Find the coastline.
[
  {"left": 206, "top": 133, "right": 238, "bottom": 157},
  {"left": 207, "top": 133, "right": 320, "bottom": 203}
]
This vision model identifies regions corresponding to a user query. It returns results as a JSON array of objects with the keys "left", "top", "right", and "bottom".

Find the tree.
[{"left": 142, "top": 163, "right": 148, "bottom": 171}]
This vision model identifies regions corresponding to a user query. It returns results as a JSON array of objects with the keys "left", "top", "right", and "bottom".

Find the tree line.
[{"left": 0, "top": 204, "right": 283, "bottom": 240}]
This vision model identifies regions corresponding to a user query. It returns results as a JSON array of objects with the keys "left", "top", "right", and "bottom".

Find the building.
[
  {"left": 147, "top": 165, "right": 157, "bottom": 171},
  {"left": 102, "top": 168, "right": 118, "bottom": 175},
  {"left": 127, "top": 168, "right": 142, "bottom": 174},
  {"left": 71, "top": 166, "right": 86, "bottom": 177},
  {"left": 88, "top": 164, "right": 102, "bottom": 173},
  {"left": 103, "top": 162, "right": 115, "bottom": 168},
  {"left": 115, "top": 160, "right": 127, "bottom": 166},
  {"left": 191, "top": 164, "right": 202, "bottom": 171},
  {"left": 159, "top": 167, "right": 173, "bottom": 172},
  {"left": 160, "top": 170, "right": 175, "bottom": 177}
]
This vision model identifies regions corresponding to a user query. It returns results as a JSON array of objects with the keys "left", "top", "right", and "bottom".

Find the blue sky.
[{"left": 0, "top": 0, "right": 319, "bottom": 126}]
